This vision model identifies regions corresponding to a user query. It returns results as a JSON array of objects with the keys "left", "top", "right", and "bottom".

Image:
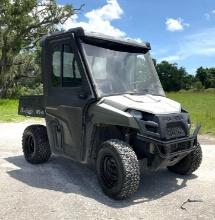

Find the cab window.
[{"left": 51, "top": 44, "right": 82, "bottom": 87}]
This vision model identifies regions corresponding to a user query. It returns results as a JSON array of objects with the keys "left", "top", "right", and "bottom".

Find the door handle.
[{"left": 79, "top": 92, "right": 88, "bottom": 99}]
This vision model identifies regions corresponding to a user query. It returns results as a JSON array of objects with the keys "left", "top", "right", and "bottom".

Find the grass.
[
  {"left": 167, "top": 92, "right": 215, "bottom": 136},
  {"left": 0, "top": 99, "right": 26, "bottom": 122},
  {"left": 0, "top": 92, "right": 215, "bottom": 136}
]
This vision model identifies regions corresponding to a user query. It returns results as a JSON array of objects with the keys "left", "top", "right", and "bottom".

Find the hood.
[{"left": 100, "top": 94, "right": 181, "bottom": 114}]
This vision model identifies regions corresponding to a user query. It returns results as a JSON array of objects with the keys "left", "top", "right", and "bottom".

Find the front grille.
[
  {"left": 166, "top": 124, "right": 186, "bottom": 139},
  {"left": 158, "top": 142, "right": 191, "bottom": 155},
  {"left": 170, "top": 142, "right": 191, "bottom": 153},
  {"left": 178, "top": 142, "right": 191, "bottom": 151}
]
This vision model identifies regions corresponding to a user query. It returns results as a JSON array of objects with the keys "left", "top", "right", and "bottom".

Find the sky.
[{"left": 58, "top": 0, "right": 215, "bottom": 74}]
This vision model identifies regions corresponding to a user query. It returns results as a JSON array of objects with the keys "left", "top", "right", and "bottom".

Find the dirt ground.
[{"left": 0, "top": 121, "right": 215, "bottom": 220}]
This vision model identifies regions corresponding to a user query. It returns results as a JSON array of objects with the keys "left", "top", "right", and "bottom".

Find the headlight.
[
  {"left": 127, "top": 109, "right": 142, "bottom": 120},
  {"left": 188, "top": 117, "right": 191, "bottom": 130}
]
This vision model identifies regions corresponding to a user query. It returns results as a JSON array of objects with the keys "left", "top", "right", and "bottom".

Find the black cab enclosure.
[{"left": 18, "top": 27, "right": 202, "bottom": 200}]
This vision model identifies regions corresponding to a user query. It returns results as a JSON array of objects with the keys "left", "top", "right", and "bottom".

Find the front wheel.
[
  {"left": 96, "top": 139, "right": 140, "bottom": 200},
  {"left": 168, "top": 142, "right": 202, "bottom": 175},
  {"left": 22, "top": 125, "right": 51, "bottom": 164}
]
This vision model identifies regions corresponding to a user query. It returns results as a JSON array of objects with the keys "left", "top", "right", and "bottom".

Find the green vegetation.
[
  {"left": 167, "top": 91, "right": 215, "bottom": 136},
  {"left": 0, "top": 0, "right": 74, "bottom": 98},
  {"left": 0, "top": 99, "right": 25, "bottom": 122},
  {"left": 156, "top": 61, "right": 215, "bottom": 92},
  {"left": 0, "top": 99, "right": 43, "bottom": 122}
]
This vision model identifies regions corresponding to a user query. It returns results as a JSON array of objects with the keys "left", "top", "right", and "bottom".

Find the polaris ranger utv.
[{"left": 19, "top": 27, "right": 202, "bottom": 200}]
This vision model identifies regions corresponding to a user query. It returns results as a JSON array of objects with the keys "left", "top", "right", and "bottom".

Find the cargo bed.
[{"left": 18, "top": 95, "right": 45, "bottom": 117}]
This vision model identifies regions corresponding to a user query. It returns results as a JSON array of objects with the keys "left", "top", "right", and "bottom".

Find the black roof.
[{"left": 41, "top": 27, "right": 151, "bottom": 52}]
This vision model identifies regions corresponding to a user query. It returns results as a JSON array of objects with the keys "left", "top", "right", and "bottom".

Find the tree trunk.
[{"left": 0, "top": 50, "right": 11, "bottom": 98}]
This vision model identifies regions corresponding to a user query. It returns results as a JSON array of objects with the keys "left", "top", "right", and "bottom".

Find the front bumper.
[{"left": 137, "top": 125, "right": 201, "bottom": 159}]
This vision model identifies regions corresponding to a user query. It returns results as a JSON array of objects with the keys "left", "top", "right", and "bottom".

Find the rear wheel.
[
  {"left": 22, "top": 125, "right": 51, "bottom": 164},
  {"left": 168, "top": 142, "right": 202, "bottom": 175},
  {"left": 96, "top": 139, "right": 140, "bottom": 200}
]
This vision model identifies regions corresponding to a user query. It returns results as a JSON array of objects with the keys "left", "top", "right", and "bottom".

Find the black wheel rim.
[
  {"left": 26, "top": 135, "right": 35, "bottom": 156},
  {"left": 100, "top": 154, "right": 119, "bottom": 188}
]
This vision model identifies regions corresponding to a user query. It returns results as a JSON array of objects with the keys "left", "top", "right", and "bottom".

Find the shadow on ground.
[{"left": 6, "top": 155, "right": 197, "bottom": 208}]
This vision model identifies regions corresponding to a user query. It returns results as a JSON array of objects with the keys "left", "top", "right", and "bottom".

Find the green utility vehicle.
[{"left": 19, "top": 27, "right": 202, "bottom": 200}]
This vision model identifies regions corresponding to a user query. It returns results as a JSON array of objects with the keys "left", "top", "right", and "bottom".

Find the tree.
[
  {"left": 196, "top": 67, "right": 207, "bottom": 88},
  {"left": 155, "top": 61, "right": 190, "bottom": 91},
  {"left": 0, "top": 0, "right": 75, "bottom": 97},
  {"left": 196, "top": 67, "right": 215, "bottom": 89},
  {"left": 183, "top": 74, "right": 196, "bottom": 89}
]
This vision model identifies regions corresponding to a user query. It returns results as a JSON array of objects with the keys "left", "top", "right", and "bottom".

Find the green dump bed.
[{"left": 18, "top": 95, "right": 45, "bottom": 118}]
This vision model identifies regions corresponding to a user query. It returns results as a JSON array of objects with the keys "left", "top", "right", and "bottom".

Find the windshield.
[{"left": 82, "top": 43, "right": 165, "bottom": 97}]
